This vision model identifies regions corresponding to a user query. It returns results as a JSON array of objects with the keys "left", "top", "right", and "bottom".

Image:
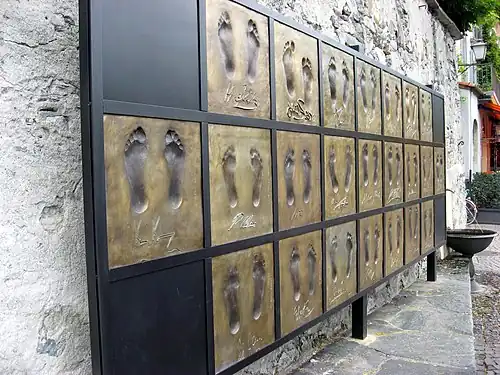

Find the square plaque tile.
[
  {"left": 359, "top": 214, "right": 383, "bottom": 290},
  {"left": 384, "top": 209, "right": 403, "bottom": 276},
  {"left": 358, "top": 139, "right": 382, "bottom": 212},
  {"left": 356, "top": 60, "right": 381, "bottom": 134}
]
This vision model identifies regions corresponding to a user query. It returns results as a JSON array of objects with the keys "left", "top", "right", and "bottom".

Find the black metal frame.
[{"left": 79, "top": 0, "right": 447, "bottom": 374}]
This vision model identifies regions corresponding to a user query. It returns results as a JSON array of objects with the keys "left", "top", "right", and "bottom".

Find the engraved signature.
[
  {"left": 291, "top": 208, "right": 304, "bottom": 221},
  {"left": 293, "top": 300, "right": 314, "bottom": 322},
  {"left": 286, "top": 99, "right": 313, "bottom": 121},
  {"left": 387, "top": 188, "right": 402, "bottom": 203},
  {"left": 225, "top": 83, "right": 259, "bottom": 110},
  {"left": 332, "top": 196, "right": 349, "bottom": 210},
  {"left": 228, "top": 212, "right": 257, "bottom": 231},
  {"left": 366, "top": 266, "right": 375, "bottom": 281},
  {"left": 361, "top": 190, "right": 381, "bottom": 206},
  {"left": 135, "top": 217, "right": 179, "bottom": 253},
  {"left": 329, "top": 289, "right": 346, "bottom": 304}
]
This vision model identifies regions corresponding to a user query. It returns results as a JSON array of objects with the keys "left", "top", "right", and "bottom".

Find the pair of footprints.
[
  {"left": 284, "top": 148, "right": 313, "bottom": 207},
  {"left": 222, "top": 146, "right": 263, "bottom": 208},
  {"left": 406, "top": 153, "right": 419, "bottom": 188},
  {"left": 124, "top": 127, "right": 185, "bottom": 214},
  {"left": 386, "top": 146, "right": 402, "bottom": 187},
  {"left": 328, "top": 145, "right": 353, "bottom": 194},
  {"left": 359, "top": 67, "right": 378, "bottom": 114},
  {"left": 420, "top": 95, "right": 432, "bottom": 128},
  {"left": 363, "top": 225, "right": 381, "bottom": 266},
  {"left": 387, "top": 216, "right": 403, "bottom": 255},
  {"left": 384, "top": 83, "right": 401, "bottom": 122},
  {"left": 282, "top": 41, "right": 314, "bottom": 105},
  {"left": 290, "top": 245, "right": 317, "bottom": 302},
  {"left": 435, "top": 155, "right": 444, "bottom": 181},
  {"left": 329, "top": 233, "right": 354, "bottom": 283},
  {"left": 422, "top": 209, "right": 433, "bottom": 240},
  {"left": 361, "top": 144, "right": 379, "bottom": 187},
  {"left": 327, "top": 57, "right": 350, "bottom": 112},
  {"left": 404, "top": 88, "right": 418, "bottom": 126},
  {"left": 218, "top": 11, "right": 260, "bottom": 82},
  {"left": 407, "top": 207, "right": 420, "bottom": 242},
  {"left": 224, "top": 254, "right": 266, "bottom": 335}
]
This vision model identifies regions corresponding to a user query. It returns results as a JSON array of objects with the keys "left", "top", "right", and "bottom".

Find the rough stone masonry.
[{"left": 0, "top": 0, "right": 464, "bottom": 374}]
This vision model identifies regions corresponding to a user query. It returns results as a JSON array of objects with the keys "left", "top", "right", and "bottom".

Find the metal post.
[
  {"left": 352, "top": 295, "right": 367, "bottom": 339},
  {"left": 427, "top": 251, "right": 437, "bottom": 282}
]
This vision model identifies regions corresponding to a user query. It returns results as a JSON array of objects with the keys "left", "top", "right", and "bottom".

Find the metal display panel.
[
  {"left": 403, "top": 81, "right": 419, "bottom": 140},
  {"left": 420, "top": 89, "right": 433, "bottom": 142},
  {"left": 80, "top": 0, "right": 447, "bottom": 373},
  {"left": 404, "top": 143, "right": 420, "bottom": 202},
  {"left": 384, "top": 142, "right": 403, "bottom": 206}
]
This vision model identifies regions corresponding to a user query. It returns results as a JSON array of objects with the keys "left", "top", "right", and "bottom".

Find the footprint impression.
[
  {"left": 307, "top": 245, "right": 317, "bottom": 296},
  {"left": 327, "top": 57, "right": 337, "bottom": 110},
  {"left": 345, "top": 145, "right": 353, "bottom": 192},
  {"left": 330, "top": 236, "right": 338, "bottom": 283},
  {"left": 328, "top": 145, "right": 339, "bottom": 194},
  {"left": 388, "top": 218, "right": 393, "bottom": 254},
  {"left": 387, "top": 146, "right": 394, "bottom": 186},
  {"left": 395, "top": 148, "right": 401, "bottom": 185},
  {"left": 413, "top": 152, "right": 418, "bottom": 188},
  {"left": 396, "top": 215, "right": 402, "bottom": 250},
  {"left": 302, "top": 58, "right": 313, "bottom": 106},
  {"left": 284, "top": 148, "right": 296, "bottom": 207},
  {"left": 395, "top": 85, "right": 401, "bottom": 122},
  {"left": 373, "top": 145, "right": 379, "bottom": 186},
  {"left": 252, "top": 253, "right": 266, "bottom": 320},
  {"left": 385, "top": 82, "right": 391, "bottom": 121},
  {"left": 224, "top": 266, "right": 240, "bottom": 335},
  {"left": 290, "top": 246, "right": 301, "bottom": 302},
  {"left": 370, "top": 69, "right": 377, "bottom": 114},
  {"left": 362, "top": 143, "right": 369, "bottom": 187},
  {"left": 246, "top": 19, "right": 260, "bottom": 83},
  {"left": 302, "top": 149, "right": 312, "bottom": 204},
  {"left": 250, "top": 148, "right": 263, "bottom": 208},
  {"left": 164, "top": 130, "right": 186, "bottom": 210},
  {"left": 364, "top": 228, "right": 370, "bottom": 266},
  {"left": 346, "top": 232, "right": 354, "bottom": 278},
  {"left": 283, "top": 41, "right": 296, "bottom": 98},
  {"left": 360, "top": 67, "right": 368, "bottom": 112},
  {"left": 218, "top": 11, "right": 235, "bottom": 79},
  {"left": 222, "top": 146, "right": 238, "bottom": 208},
  {"left": 406, "top": 153, "right": 412, "bottom": 188},
  {"left": 342, "top": 60, "right": 350, "bottom": 106},
  {"left": 374, "top": 224, "right": 380, "bottom": 264},
  {"left": 124, "top": 127, "right": 149, "bottom": 215}
]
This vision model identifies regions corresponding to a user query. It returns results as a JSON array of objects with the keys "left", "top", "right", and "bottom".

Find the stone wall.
[{"left": 0, "top": 0, "right": 463, "bottom": 374}]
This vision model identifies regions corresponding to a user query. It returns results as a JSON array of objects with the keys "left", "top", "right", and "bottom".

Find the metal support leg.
[
  {"left": 352, "top": 295, "right": 367, "bottom": 339},
  {"left": 427, "top": 251, "right": 437, "bottom": 282}
]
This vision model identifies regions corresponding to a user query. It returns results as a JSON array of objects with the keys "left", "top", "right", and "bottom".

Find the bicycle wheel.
[{"left": 466, "top": 199, "right": 477, "bottom": 225}]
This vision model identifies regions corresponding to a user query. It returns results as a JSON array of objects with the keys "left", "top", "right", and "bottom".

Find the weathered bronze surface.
[
  {"left": 212, "top": 244, "right": 274, "bottom": 372},
  {"left": 322, "top": 43, "right": 354, "bottom": 130},
  {"left": 420, "top": 146, "right": 434, "bottom": 197},
  {"left": 434, "top": 147, "right": 445, "bottom": 194},
  {"left": 382, "top": 72, "right": 402, "bottom": 138},
  {"left": 384, "top": 142, "right": 403, "bottom": 206},
  {"left": 403, "top": 82, "right": 419, "bottom": 140},
  {"left": 359, "top": 214, "right": 383, "bottom": 291},
  {"left": 206, "top": 0, "right": 270, "bottom": 118},
  {"left": 104, "top": 115, "right": 203, "bottom": 268},
  {"left": 277, "top": 131, "right": 321, "bottom": 230},
  {"left": 324, "top": 136, "right": 356, "bottom": 219},
  {"left": 356, "top": 60, "right": 381, "bottom": 134},
  {"left": 274, "top": 21, "right": 319, "bottom": 126},
  {"left": 421, "top": 201, "right": 434, "bottom": 252},
  {"left": 279, "top": 231, "right": 322, "bottom": 335},
  {"left": 384, "top": 209, "right": 404, "bottom": 276},
  {"left": 325, "top": 222, "right": 357, "bottom": 310},
  {"left": 420, "top": 90, "right": 433, "bottom": 141},
  {"left": 404, "top": 144, "right": 420, "bottom": 202},
  {"left": 405, "top": 204, "right": 421, "bottom": 263},
  {"left": 358, "top": 140, "right": 382, "bottom": 212},
  {"left": 209, "top": 125, "right": 273, "bottom": 245}
]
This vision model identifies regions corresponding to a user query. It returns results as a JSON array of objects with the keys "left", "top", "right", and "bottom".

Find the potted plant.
[{"left": 468, "top": 172, "right": 500, "bottom": 224}]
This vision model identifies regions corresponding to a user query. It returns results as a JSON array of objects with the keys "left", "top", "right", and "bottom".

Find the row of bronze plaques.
[
  {"left": 206, "top": 0, "right": 434, "bottom": 140},
  {"left": 212, "top": 203, "right": 435, "bottom": 372},
  {"left": 104, "top": 115, "right": 445, "bottom": 268}
]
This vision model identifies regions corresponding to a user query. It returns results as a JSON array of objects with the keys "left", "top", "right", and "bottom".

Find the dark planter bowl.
[
  {"left": 446, "top": 229, "right": 498, "bottom": 256},
  {"left": 476, "top": 208, "right": 500, "bottom": 225}
]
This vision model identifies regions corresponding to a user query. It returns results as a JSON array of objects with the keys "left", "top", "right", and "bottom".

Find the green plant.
[
  {"left": 439, "top": 0, "right": 500, "bottom": 32},
  {"left": 469, "top": 172, "right": 500, "bottom": 208}
]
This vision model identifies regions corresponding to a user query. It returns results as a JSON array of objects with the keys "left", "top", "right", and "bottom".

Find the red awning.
[{"left": 481, "top": 102, "right": 500, "bottom": 121}]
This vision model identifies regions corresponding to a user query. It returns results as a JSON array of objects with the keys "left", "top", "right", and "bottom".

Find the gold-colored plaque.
[
  {"left": 277, "top": 131, "right": 321, "bottom": 230},
  {"left": 403, "top": 81, "right": 419, "bottom": 139},
  {"left": 325, "top": 222, "right": 357, "bottom": 310},
  {"left": 384, "top": 209, "right": 403, "bottom": 276},
  {"left": 208, "top": 125, "right": 273, "bottom": 245},
  {"left": 421, "top": 146, "right": 434, "bottom": 197},
  {"left": 356, "top": 60, "right": 381, "bottom": 134},
  {"left": 359, "top": 214, "right": 383, "bottom": 291},
  {"left": 384, "top": 142, "right": 403, "bottom": 206},
  {"left": 104, "top": 115, "right": 203, "bottom": 268},
  {"left": 404, "top": 144, "right": 420, "bottom": 202},
  {"left": 324, "top": 136, "right": 356, "bottom": 219},
  {"left": 434, "top": 147, "right": 445, "bottom": 194},
  {"left": 274, "top": 21, "right": 319, "bottom": 125},
  {"left": 358, "top": 140, "right": 382, "bottom": 212},
  {"left": 212, "top": 244, "right": 274, "bottom": 372},
  {"left": 382, "top": 72, "right": 402, "bottom": 137},
  {"left": 420, "top": 89, "right": 433, "bottom": 142},
  {"left": 206, "top": 0, "right": 270, "bottom": 118},
  {"left": 279, "top": 231, "right": 322, "bottom": 336},
  {"left": 405, "top": 204, "right": 421, "bottom": 263},
  {"left": 322, "top": 43, "right": 354, "bottom": 130},
  {"left": 421, "top": 200, "right": 434, "bottom": 252}
]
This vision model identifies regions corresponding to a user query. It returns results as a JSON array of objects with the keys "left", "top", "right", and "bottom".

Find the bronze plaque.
[
  {"left": 403, "top": 81, "right": 419, "bottom": 139},
  {"left": 359, "top": 214, "right": 383, "bottom": 291},
  {"left": 322, "top": 43, "right": 354, "bottom": 130},
  {"left": 434, "top": 147, "right": 445, "bottom": 194},
  {"left": 277, "top": 131, "right": 321, "bottom": 230},
  {"left": 404, "top": 144, "right": 420, "bottom": 202},
  {"left": 212, "top": 244, "right": 274, "bottom": 372},
  {"left": 384, "top": 209, "right": 403, "bottom": 276},
  {"left": 421, "top": 146, "right": 434, "bottom": 197},
  {"left": 206, "top": 0, "right": 270, "bottom": 118},
  {"left": 104, "top": 115, "right": 203, "bottom": 268},
  {"left": 325, "top": 222, "right": 357, "bottom": 310},
  {"left": 420, "top": 90, "right": 433, "bottom": 142},
  {"left": 384, "top": 142, "right": 403, "bottom": 206},
  {"left": 358, "top": 140, "right": 382, "bottom": 212},
  {"left": 324, "top": 136, "right": 356, "bottom": 219},
  {"left": 279, "top": 231, "right": 322, "bottom": 335},
  {"left": 421, "top": 200, "right": 434, "bottom": 252},
  {"left": 382, "top": 72, "right": 402, "bottom": 137},
  {"left": 208, "top": 125, "right": 273, "bottom": 245},
  {"left": 274, "top": 22, "right": 319, "bottom": 125},
  {"left": 356, "top": 60, "right": 381, "bottom": 134},
  {"left": 405, "top": 204, "right": 421, "bottom": 263}
]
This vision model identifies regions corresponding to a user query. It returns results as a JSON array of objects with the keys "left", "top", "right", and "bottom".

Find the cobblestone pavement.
[{"left": 471, "top": 224, "right": 500, "bottom": 375}]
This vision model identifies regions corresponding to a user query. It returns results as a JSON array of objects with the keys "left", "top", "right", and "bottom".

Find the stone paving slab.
[{"left": 291, "top": 260, "right": 475, "bottom": 375}]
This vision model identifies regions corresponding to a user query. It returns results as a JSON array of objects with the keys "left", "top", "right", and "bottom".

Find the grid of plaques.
[{"left": 99, "top": 0, "right": 445, "bottom": 373}]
